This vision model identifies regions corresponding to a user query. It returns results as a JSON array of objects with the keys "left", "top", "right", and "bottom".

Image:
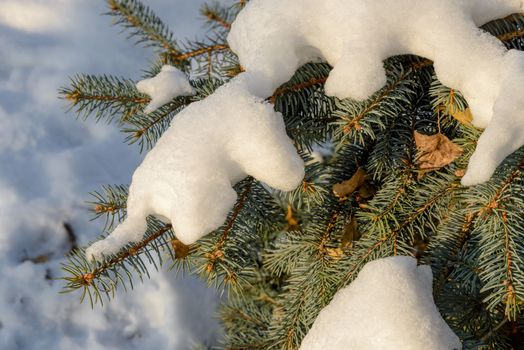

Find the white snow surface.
[
  {"left": 87, "top": 76, "right": 304, "bottom": 260},
  {"left": 300, "top": 256, "right": 462, "bottom": 350},
  {"left": 136, "top": 65, "right": 194, "bottom": 114},
  {"left": 228, "top": 0, "right": 524, "bottom": 185},
  {"left": 0, "top": 1, "right": 227, "bottom": 348}
]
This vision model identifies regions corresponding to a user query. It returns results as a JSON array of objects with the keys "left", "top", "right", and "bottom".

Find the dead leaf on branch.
[
  {"left": 326, "top": 247, "right": 344, "bottom": 260},
  {"left": 454, "top": 168, "right": 466, "bottom": 178},
  {"left": 414, "top": 131, "right": 463, "bottom": 172},
  {"left": 341, "top": 215, "right": 360, "bottom": 248},
  {"left": 333, "top": 168, "right": 367, "bottom": 198},
  {"left": 357, "top": 181, "right": 376, "bottom": 200},
  {"left": 285, "top": 205, "right": 300, "bottom": 231},
  {"left": 171, "top": 239, "right": 190, "bottom": 259},
  {"left": 437, "top": 104, "right": 473, "bottom": 126},
  {"left": 451, "top": 107, "right": 473, "bottom": 125}
]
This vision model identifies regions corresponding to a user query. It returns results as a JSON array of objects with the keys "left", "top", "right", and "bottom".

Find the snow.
[
  {"left": 300, "top": 256, "right": 462, "bottom": 350},
  {"left": 228, "top": 0, "right": 524, "bottom": 185},
  {"left": 88, "top": 0, "right": 524, "bottom": 259},
  {"left": 461, "top": 50, "right": 524, "bottom": 185},
  {"left": 136, "top": 65, "right": 194, "bottom": 114},
  {"left": 87, "top": 76, "right": 304, "bottom": 260},
  {"left": 0, "top": 0, "right": 227, "bottom": 348}
]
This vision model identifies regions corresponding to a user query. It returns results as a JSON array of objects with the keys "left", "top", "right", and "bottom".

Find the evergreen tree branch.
[
  {"left": 269, "top": 77, "right": 328, "bottom": 104},
  {"left": 107, "top": 0, "right": 182, "bottom": 62},
  {"left": 61, "top": 221, "right": 175, "bottom": 306},
  {"left": 89, "top": 184, "right": 129, "bottom": 231},
  {"left": 433, "top": 211, "right": 475, "bottom": 295},
  {"left": 205, "top": 178, "right": 255, "bottom": 274},
  {"left": 202, "top": 4, "right": 233, "bottom": 29},
  {"left": 171, "top": 44, "right": 230, "bottom": 63},
  {"left": 60, "top": 74, "right": 149, "bottom": 123},
  {"left": 123, "top": 95, "right": 193, "bottom": 150}
]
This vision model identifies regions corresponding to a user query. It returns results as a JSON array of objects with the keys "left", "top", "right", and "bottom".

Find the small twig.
[{"left": 481, "top": 318, "right": 509, "bottom": 343}]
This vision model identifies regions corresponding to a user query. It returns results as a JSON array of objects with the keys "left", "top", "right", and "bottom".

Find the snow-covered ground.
[{"left": 0, "top": 1, "right": 223, "bottom": 349}]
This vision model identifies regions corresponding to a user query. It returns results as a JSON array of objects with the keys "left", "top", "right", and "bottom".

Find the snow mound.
[
  {"left": 228, "top": 0, "right": 524, "bottom": 185},
  {"left": 136, "top": 65, "right": 194, "bottom": 113},
  {"left": 461, "top": 50, "right": 524, "bottom": 185},
  {"left": 300, "top": 256, "right": 462, "bottom": 350},
  {"left": 86, "top": 77, "right": 304, "bottom": 260}
]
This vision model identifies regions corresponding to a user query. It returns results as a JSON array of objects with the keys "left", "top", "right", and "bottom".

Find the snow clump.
[
  {"left": 136, "top": 65, "right": 195, "bottom": 114},
  {"left": 86, "top": 76, "right": 304, "bottom": 260},
  {"left": 300, "top": 256, "right": 462, "bottom": 350}
]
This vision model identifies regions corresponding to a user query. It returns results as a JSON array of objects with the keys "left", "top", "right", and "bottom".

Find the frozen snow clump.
[
  {"left": 300, "top": 256, "right": 462, "bottom": 350},
  {"left": 86, "top": 76, "right": 304, "bottom": 260},
  {"left": 136, "top": 65, "right": 194, "bottom": 114}
]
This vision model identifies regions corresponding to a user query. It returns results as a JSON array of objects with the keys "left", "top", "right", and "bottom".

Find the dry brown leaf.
[
  {"left": 454, "top": 168, "right": 466, "bottom": 178},
  {"left": 358, "top": 181, "right": 376, "bottom": 200},
  {"left": 171, "top": 239, "right": 190, "bottom": 259},
  {"left": 341, "top": 216, "right": 360, "bottom": 248},
  {"left": 285, "top": 205, "right": 300, "bottom": 231},
  {"left": 326, "top": 247, "right": 344, "bottom": 260},
  {"left": 413, "top": 234, "right": 429, "bottom": 259},
  {"left": 451, "top": 107, "right": 473, "bottom": 125},
  {"left": 414, "top": 131, "right": 463, "bottom": 171},
  {"left": 333, "top": 168, "right": 367, "bottom": 198},
  {"left": 22, "top": 254, "right": 51, "bottom": 264}
]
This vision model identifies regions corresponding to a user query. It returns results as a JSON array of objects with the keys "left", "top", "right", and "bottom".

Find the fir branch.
[
  {"left": 331, "top": 60, "right": 423, "bottom": 144},
  {"left": 60, "top": 74, "right": 149, "bottom": 123},
  {"left": 430, "top": 152, "right": 524, "bottom": 320},
  {"left": 269, "top": 77, "right": 327, "bottom": 104},
  {"left": 123, "top": 95, "right": 193, "bottom": 150},
  {"left": 106, "top": 0, "right": 183, "bottom": 62},
  {"left": 391, "top": 180, "right": 460, "bottom": 255},
  {"left": 61, "top": 220, "right": 175, "bottom": 306},
  {"left": 171, "top": 44, "right": 230, "bottom": 63},
  {"left": 336, "top": 235, "right": 394, "bottom": 289},
  {"left": 370, "top": 170, "right": 413, "bottom": 223},
  {"left": 90, "top": 225, "right": 171, "bottom": 279},
  {"left": 89, "top": 184, "right": 129, "bottom": 231},
  {"left": 433, "top": 211, "right": 476, "bottom": 295},
  {"left": 205, "top": 178, "right": 255, "bottom": 274},
  {"left": 340, "top": 68, "right": 416, "bottom": 136},
  {"left": 474, "top": 155, "right": 524, "bottom": 320},
  {"left": 202, "top": 4, "right": 233, "bottom": 30}
]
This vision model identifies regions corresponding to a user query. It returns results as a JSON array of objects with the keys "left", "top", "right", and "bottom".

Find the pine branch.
[
  {"left": 106, "top": 0, "right": 183, "bottom": 64},
  {"left": 60, "top": 74, "right": 149, "bottom": 123},
  {"left": 202, "top": 3, "right": 233, "bottom": 30},
  {"left": 89, "top": 184, "right": 129, "bottom": 231},
  {"left": 432, "top": 211, "right": 475, "bottom": 295},
  {"left": 205, "top": 178, "right": 255, "bottom": 274},
  {"left": 61, "top": 220, "right": 176, "bottom": 306},
  {"left": 61, "top": 9, "right": 524, "bottom": 348},
  {"left": 171, "top": 44, "right": 230, "bottom": 63},
  {"left": 123, "top": 95, "right": 193, "bottom": 150},
  {"left": 269, "top": 77, "right": 327, "bottom": 104}
]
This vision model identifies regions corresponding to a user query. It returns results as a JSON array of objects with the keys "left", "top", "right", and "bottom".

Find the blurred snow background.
[{"left": 0, "top": 1, "right": 226, "bottom": 349}]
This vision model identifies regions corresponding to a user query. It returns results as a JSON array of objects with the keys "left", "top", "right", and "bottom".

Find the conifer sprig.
[
  {"left": 106, "top": 0, "right": 184, "bottom": 65},
  {"left": 60, "top": 74, "right": 149, "bottom": 123},
  {"left": 61, "top": 219, "right": 176, "bottom": 306}
]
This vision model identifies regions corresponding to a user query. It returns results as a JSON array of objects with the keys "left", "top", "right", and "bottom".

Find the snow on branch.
[
  {"left": 87, "top": 0, "right": 524, "bottom": 263},
  {"left": 300, "top": 256, "right": 462, "bottom": 350},
  {"left": 228, "top": 0, "right": 524, "bottom": 186}
]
